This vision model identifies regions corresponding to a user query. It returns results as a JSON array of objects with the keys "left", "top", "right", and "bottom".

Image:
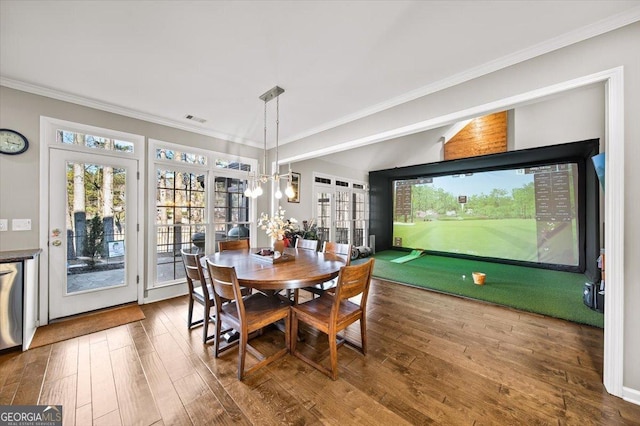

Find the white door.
[{"left": 49, "top": 149, "right": 138, "bottom": 319}]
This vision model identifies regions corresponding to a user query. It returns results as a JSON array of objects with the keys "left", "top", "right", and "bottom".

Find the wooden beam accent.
[{"left": 444, "top": 111, "right": 508, "bottom": 160}]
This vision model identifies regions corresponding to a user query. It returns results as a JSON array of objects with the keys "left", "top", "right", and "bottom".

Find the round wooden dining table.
[{"left": 203, "top": 247, "right": 348, "bottom": 292}]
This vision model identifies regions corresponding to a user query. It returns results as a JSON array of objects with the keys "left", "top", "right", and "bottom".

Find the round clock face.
[{"left": 0, "top": 129, "right": 29, "bottom": 155}]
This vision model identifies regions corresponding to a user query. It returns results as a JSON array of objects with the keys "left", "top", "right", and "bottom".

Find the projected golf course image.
[{"left": 393, "top": 164, "right": 580, "bottom": 266}]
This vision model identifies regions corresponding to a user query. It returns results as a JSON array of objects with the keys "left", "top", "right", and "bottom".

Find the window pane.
[
  {"left": 316, "top": 192, "right": 331, "bottom": 241},
  {"left": 213, "top": 177, "right": 250, "bottom": 250},
  {"left": 155, "top": 224, "right": 206, "bottom": 284},
  {"left": 155, "top": 148, "right": 207, "bottom": 165},
  {"left": 57, "top": 130, "right": 134, "bottom": 153},
  {"left": 215, "top": 159, "right": 252, "bottom": 171},
  {"left": 65, "top": 161, "right": 128, "bottom": 293},
  {"left": 155, "top": 165, "right": 208, "bottom": 283}
]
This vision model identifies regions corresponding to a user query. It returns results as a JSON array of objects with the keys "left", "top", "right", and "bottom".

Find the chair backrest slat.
[
  {"left": 333, "top": 258, "right": 374, "bottom": 310},
  {"left": 295, "top": 238, "right": 318, "bottom": 251},
  {"left": 322, "top": 241, "right": 352, "bottom": 266},
  {"left": 218, "top": 239, "right": 250, "bottom": 252},
  {"left": 207, "top": 259, "right": 242, "bottom": 303},
  {"left": 181, "top": 249, "right": 210, "bottom": 299}
]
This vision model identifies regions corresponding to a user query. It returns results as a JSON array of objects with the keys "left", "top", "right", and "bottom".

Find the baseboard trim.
[
  {"left": 144, "top": 282, "right": 188, "bottom": 304},
  {"left": 622, "top": 386, "right": 640, "bottom": 406}
]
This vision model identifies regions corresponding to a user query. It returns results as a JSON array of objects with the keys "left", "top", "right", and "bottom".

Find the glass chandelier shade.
[{"left": 244, "top": 86, "right": 295, "bottom": 199}]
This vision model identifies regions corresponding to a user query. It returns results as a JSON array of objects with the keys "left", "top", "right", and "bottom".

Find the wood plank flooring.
[{"left": 1, "top": 279, "right": 639, "bottom": 425}]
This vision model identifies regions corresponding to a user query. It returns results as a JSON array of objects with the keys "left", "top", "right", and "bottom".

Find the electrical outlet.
[
  {"left": 0, "top": 219, "right": 7, "bottom": 231},
  {"left": 12, "top": 218, "right": 32, "bottom": 231}
]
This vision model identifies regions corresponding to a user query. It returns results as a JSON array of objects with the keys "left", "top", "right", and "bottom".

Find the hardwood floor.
[{"left": 1, "top": 279, "right": 639, "bottom": 425}]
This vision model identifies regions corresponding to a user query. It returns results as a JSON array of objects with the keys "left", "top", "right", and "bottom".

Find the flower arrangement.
[{"left": 258, "top": 206, "right": 298, "bottom": 241}]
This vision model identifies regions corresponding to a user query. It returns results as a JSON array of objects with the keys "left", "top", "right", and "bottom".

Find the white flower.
[{"left": 257, "top": 206, "right": 297, "bottom": 240}]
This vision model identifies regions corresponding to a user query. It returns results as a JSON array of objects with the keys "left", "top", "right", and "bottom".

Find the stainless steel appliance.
[{"left": 0, "top": 262, "right": 23, "bottom": 350}]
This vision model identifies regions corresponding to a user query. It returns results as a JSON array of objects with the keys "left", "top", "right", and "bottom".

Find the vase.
[{"left": 273, "top": 239, "right": 285, "bottom": 255}]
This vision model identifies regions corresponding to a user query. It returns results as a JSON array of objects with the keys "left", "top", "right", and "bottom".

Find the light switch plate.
[
  {"left": 12, "top": 218, "right": 32, "bottom": 231},
  {"left": 0, "top": 219, "right": 7, "bottom": 232}
]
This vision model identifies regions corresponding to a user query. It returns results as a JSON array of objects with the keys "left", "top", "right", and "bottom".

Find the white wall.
[{"left": 514, "top": 84, "right": 605, "bottom": 150}]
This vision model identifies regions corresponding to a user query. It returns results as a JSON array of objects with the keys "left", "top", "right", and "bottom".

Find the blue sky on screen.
[{"left": 417, "top": 169, "right": 532, "bottom": 197}]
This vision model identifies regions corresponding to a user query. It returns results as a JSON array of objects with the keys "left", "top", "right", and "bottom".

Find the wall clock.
[{"left": 0, "top": 129, "right": 29, "bottom": 155}]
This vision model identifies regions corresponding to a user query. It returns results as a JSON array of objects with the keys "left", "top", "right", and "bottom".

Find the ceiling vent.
[{"left": 184, "top": 114, "right": 206, "bottom": 124}]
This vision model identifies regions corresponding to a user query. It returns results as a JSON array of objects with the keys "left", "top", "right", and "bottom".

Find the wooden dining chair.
[
  {"left": 291, "top": 258, "right": 375, "bottom": 380},
  {"left": 322, "top": 241, "right": 352, "bottom": 265},
  {"left": 218, "top": 239, "right": 250, "bottom": 252},
  {"left": 301, "top": 241, "right": 352, "bottom": 299},
  {"left": 290, "top": 238, "right": 320, "bottom": 303},
  {"left": 181, "top": 249, "right": 217, "bottom": 343},
  {"left": 205, "top": 259, "right": 291, "bottom": 380}
]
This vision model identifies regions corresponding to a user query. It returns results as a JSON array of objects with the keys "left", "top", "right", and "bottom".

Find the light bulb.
[
  {"left": 285, "top": 184, "right": 295, "bottom": 198},
  {"left": 244, "top": 187, "right": 252, "bottom": 197},
  {"left": 254, "top": 185, "right": 263, "bottom": 197},
  {"left": 275, "top": 188, "right": 283, "bottom": 199}
]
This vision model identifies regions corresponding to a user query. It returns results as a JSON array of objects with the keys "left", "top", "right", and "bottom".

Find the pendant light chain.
[
  {"left": 275, "top": 95, "right": 280, "bottom": 175},
  {"left": 263, "top": 99, "right": 268, "bottom": 177},
  {"left": 244, "top": 85, "right": 293, "bottom": 199}
]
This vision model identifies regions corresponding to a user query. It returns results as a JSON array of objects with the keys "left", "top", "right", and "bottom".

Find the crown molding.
[
  {"left": 0, "top": 77, "right": 264, "bottom": 149},
  {"left": 280, "top": 6, "right": 640, "bottom": 145}
]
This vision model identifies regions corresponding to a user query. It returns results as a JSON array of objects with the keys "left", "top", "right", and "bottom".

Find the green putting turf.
[
  {"left": 357, "top": 250, "right": 603, "bottom": 327},
  {"left": 390, "top": 249, "right": 425, "bottom": 263}
]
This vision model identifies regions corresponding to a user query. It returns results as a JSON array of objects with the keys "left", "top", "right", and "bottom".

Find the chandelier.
[{"left": 244, "top": 85, "right": 295, "bottom": 199}]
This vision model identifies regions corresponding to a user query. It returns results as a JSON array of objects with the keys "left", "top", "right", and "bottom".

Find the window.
[
  {"left": 316, "top": 191, "right": 332, "bottom": 242},
  {"left": 335, "top": 190, "right": 350, "bottom": 243},
  {"left": 155, "top": 168, "right": 207, "bottom": 284},
  {"left": 213, "top": 177, "right": 250, "bottom": 244},
  {"left": 156, "top": 148, "right": 206, "bottom": 165},
  {"left": 58, "top": 129, "right": 134, "bottom": 153},
  {"left": 214, "top": 159, "right": 252, "bottom": 171},
  {"left": 313, "top": 173, "right": 368, "bottom": 247},
  {"left": 352, "top": 191, "right": 367, "bottom": 246},
  {"left": 149, "top": 140, "right": 256, "bottom": 287}
]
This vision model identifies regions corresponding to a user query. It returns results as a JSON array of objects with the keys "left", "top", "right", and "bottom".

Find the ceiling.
[{"left": 1, "top": 1, "right": 639, "bottom": 149}]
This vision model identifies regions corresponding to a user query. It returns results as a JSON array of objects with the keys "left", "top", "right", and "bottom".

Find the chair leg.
[
  {"left": 328, "top": 330, "right": 339, "bottom": 380},
  {"left": 284, "top": 313, "right": 291, "bottom": 354},
  {"left": 202, "top": 305, "right": 209, "bottom": 343},
  {"left": 187, "top": 298, "right": 194, "bottom": 327},
  {"left": 238, "top": 331, "right": 247, "bottom": 380},
  {"left": 290, "top": 311, "right": 299, "bottom": 353},
  {"left": 213, "top": 310, "right": 222, "bottom": 357},
  {"left": 360, "top": 317, "right": 367, "bottom": 355}
]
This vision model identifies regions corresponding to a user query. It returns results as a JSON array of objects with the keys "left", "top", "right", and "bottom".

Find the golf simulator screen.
[{"left": 392, "top": 162, "right": 580, "bottom": 267}]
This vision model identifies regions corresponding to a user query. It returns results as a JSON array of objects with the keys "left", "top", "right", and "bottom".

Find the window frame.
[
  {"left": 312, "top": 172, "right": 369, "bottom": 247},
  {"left": 148, "top": 139, "right": 257, "bottom": 288}
]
